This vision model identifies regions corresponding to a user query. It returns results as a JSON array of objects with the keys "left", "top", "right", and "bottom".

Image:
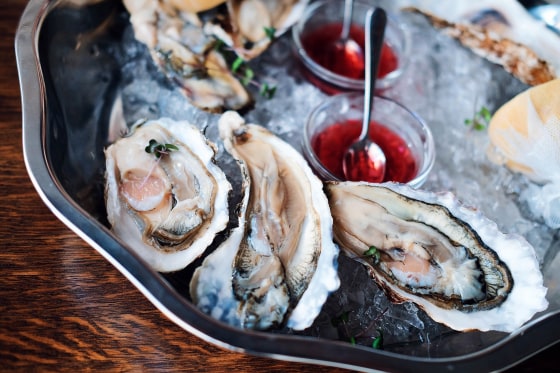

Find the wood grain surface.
[{"left": 1, "top": 0, "right": 558, "bottom": 371}]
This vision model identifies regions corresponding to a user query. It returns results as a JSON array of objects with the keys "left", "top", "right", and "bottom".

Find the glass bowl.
[
  {"left": 302, "top": 92, "right": 435, "bottom": 188},
  {"left": 292, "top": 0, "right": 408, "bottom": 94}
]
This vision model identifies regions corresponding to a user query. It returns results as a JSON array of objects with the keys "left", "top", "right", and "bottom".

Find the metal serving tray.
[{"left": 16, "top": 0, "right": 560, "bottom": 371}]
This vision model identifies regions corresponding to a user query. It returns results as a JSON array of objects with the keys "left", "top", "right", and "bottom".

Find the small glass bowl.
[
  {"left": 292, "top": 0, "right": 408, "bottom": 94},
  {"left": 302, "top": 92, "right": 435, "bottom": 188}
]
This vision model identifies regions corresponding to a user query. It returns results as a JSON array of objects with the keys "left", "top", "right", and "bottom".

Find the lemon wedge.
[
  {"left": 488, "top": 78, "right": 560, "bottom": 183},
  {"left": 168, "top": 0, "right": 226, "bottom": 13}
]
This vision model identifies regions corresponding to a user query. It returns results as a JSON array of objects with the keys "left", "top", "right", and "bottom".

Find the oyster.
[
  {"left": 326, "top": 181, "right": 548, "bottom": 332},
  {"left": 105, "top": 118, "right": 231, "bottom": 272},
  {"left": 487, "top": 78, "right": 560, "bottom": 228},
  {"left": 204, "top": 0, "right": 309, "bottom": 60},
  {"left": 123, "top": 0, "right": 252, "bottom": 112},
  {"left": 167, "top": 0, "right": 226, "bottom": 14},
  {"left": 488, "top": 79, "right": 560, "bottom": 184},
  {"left": 190, "top": 111, "right": 339, "bottom": 330},
  {"left": 399, "top": 0, "right": 560, "bottom": 85},
  {"left": 122, "top": 0, "right": 308, "bottom": 111}
]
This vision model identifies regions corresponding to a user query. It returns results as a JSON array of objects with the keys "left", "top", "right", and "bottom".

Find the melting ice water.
[{"left": 114, "top": 8, "right": 558, "bottom": 357}]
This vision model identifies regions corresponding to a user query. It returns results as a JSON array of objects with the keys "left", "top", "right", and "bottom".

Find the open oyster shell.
[
  {"left": 122, "top": 0, "right": 308, "bottom": 111},
  {"left": 104, "top": 118, "right": 231, "bottom": 272},
  {"left": 487, "top": 78, "right": 560, "bottom": 229},
  {"left": 326, "top": 181, "right": 548, "bottom": 332},
  {"left": 399, "top": 0, "right": 560, "bottom": 85},
  {"left": 122, "top": 0, "right": 252, "bottom": 112},
  {"left": 204, "top": 0, "right": 309, "bottom": 60},
  {"left": 190, "top": 111, "right": 339, "bottom": 330}
]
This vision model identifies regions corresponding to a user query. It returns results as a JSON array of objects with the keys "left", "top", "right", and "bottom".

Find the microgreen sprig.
[
  {"left": 145, "top": 139, "right": 179, "bottom": 159},
  {"left": 229, "top": 55, "right": 277, "bottom": 98},
  {"left": 135, "top": 139, "right": 178, "bottom": 191},
  {"left": 331, "top": 308, "right": 387, "bottom": 350},
  {"left": 372, "top": 329, "right": 384, "bottom": 350},
  {"left": 156, "top": 26, "right": 279, "bottom": 102},
  {"left": 214, "top": 34, "right": 277, "bottom": 99},
  {"left": 331, "top": 311, "right": 354, "bottom": 344},
  {"left": 464, "top": 105, "right": 492, "bottom": 131},
  {"left": 264, "top": 26, "right": 277, "bottom": 41},
  {"left": 364, "top": 245, "right": 381, "bottom": 265}
]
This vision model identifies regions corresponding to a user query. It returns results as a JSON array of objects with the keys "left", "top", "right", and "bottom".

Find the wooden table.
[{"left": 1, "top": 0, "right": 558, "bottom": 371}]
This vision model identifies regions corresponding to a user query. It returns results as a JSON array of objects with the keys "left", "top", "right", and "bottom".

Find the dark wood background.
[{"left": 1, "top": 0, "right": 558, "bottom": 371}]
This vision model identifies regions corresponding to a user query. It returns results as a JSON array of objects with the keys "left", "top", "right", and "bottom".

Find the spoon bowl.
[
  {"left": 342, "top": 7, "right": 387, "bottom": 182},
  {"left": 343, "top": 141, "right": 386, "bottom": 182},
  {"left": 331, "top": 0, "right": 364, "bottom": 77},
  {"left": 302, "top": 92, "right": 435, "bottom": 188}
]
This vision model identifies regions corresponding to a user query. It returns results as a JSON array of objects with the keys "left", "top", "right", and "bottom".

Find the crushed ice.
[{"left": 112, "top": 4, "right": 559, "bottom": 356}]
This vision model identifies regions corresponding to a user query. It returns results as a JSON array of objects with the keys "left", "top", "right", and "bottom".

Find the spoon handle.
[
  {"left": 340, "top": 0, "right": 354, "bottom": 42},
  {"left": 360, "top": 8, "right": 387, "bottom": 142}
]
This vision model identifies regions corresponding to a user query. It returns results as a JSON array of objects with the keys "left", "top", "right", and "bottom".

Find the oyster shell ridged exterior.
[
  {"left": 326, "top": 181, "right": 548, "bottom": 332},
  {"left": 105, "top": 118, "right": 231, "bottom": 272},
  {"left": 190, "top": 111, "right": 339, "bottom": 330}
]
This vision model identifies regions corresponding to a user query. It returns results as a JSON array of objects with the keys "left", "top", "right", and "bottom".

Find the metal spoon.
[
  {"left": 342, "top": 8, "right": 387, "bottom": 183},
  {"left": 335, "top": 0, "right": 364, "bottom": 67}
]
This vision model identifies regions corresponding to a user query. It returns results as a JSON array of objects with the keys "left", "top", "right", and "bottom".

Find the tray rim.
[{"left": 14, "top": 0, "right": 560, "bottom": 371}]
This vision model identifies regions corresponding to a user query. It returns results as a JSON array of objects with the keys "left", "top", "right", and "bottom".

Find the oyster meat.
[
  {"left": 190, "top": 111, "right": 339, "bottom": 330},
  {"left": 326, "top": 181, "right": 548, "bottom": 332},
  {"left": 105, "top": 118, "right": 231, "bottom": 272}
]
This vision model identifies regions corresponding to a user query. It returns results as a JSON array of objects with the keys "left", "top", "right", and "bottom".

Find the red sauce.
[
  {"left": 311, "top": 119, "right": 418, "bottom": 183},
  {"left": 301, "top": 22, "right": 399, "bottom": 81}
]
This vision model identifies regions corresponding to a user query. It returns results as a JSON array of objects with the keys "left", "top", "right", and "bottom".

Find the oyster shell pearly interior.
[
  {"left": 104, "top": 118, "right": 231, "bottom": 272},
  {"left": 190, "top": 111, "right": 339, "bottom": 331},
  {"left": 326, "top": 181, "right": 548, "bottom": 332}
]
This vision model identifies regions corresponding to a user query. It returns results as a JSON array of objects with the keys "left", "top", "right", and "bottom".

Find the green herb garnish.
[
  {"left": 241, "top": 66, "right": 255, "bottom": 86},
  {"left": 332, "top": 312, "right": 357, "bottom": 344},
  {"left": 260, "top": 82, "right": 277, "bottom": 99},
  {"left": 231, "top": 56, "right": 244, "bottom": 73},
  {"left": 213, "top": 38, "right": 277, "bottom": 99},
  {"left": 331, "top": 311, "right": 350, "bottom": 327},
  {"left": 332, "top": 309, "right": 387, "bottom": 349},
  {"left": 145, "top": 139, "right": 179, "bottom": 159},
  {"left": 364, "top": 245, "right": 381, "bottom": 265},
  {"left": 372, "top": 329, "right": 384, "bottom": 350},
  {"left": 465, "top": 106, "right": 492, "bottom": 131},
  {"left": 264, "top": 26, "right": 276, "bottom": 41}
]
